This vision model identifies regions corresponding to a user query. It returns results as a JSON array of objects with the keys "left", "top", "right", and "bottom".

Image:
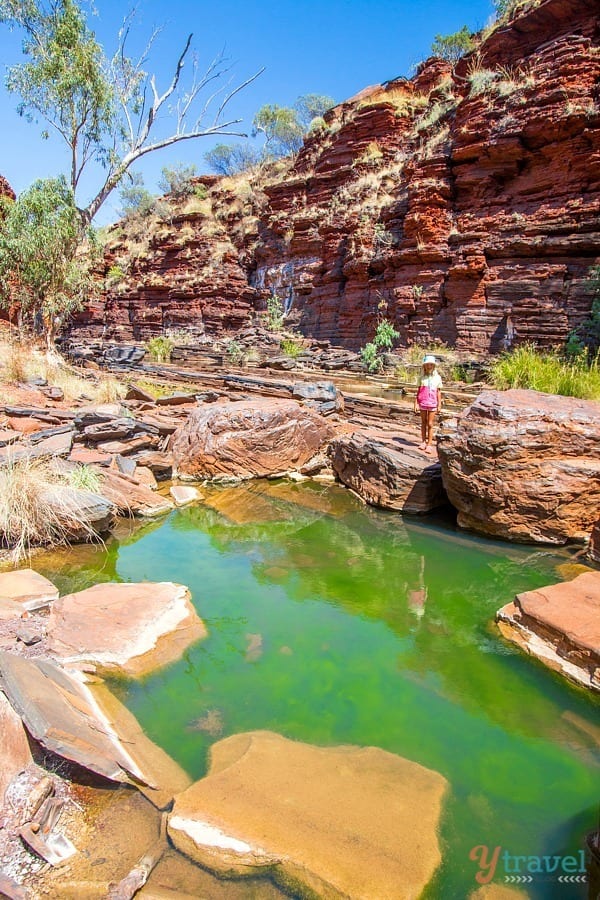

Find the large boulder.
[
  {"left": 47, "top": 581, "right": 207, "bottom": 677},
  {"left": 172, "top": 399, "right": 334, "bottom": 480},
  {"left": 496, "top": 571, "right": 600, "bottom": 692},
  {"left": 168, "top": 730, "right": 447, "bottom": 899},
  {"left": 329, "top": 430, "right": 447, "bottom": 513},
  {"left": 438, "top": 390, "right": 600, "bottom": 544}
]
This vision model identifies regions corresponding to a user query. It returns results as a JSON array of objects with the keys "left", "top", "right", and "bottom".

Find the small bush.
[
  {"left": 308, "top": 116, "right": 328, "bottom": 133},
  {"left": 489, "top": 344, "right": 600, "bottom": 399},
  {"left": 280, "top": 338, "right": 303, "bottom": 358},
  {"left": 266, "top": 294, "right": 285, "bottom": 332},
  {"left": 361, "top": 341, "right": 383, "bottom": 373},
  {"left": 65, "top": 464, "right": 102, "bottom": 493},
  {"left": 158, "top": 163, "right": 198, "bottom": 198},
  {"left": 360, "top": 319, "right": 400, "bottom": 373},
  {"left": 225, "top": 339, "right": 245, "bottom": 365},
  {"left": 566, "top": 266, "right": 600, "bottom": 359},
  {"left": 106, "top": 264, "right": 126, "bottom": 286},
  {"left": 145, "top": 336, "right": 174, "bottom": 362},
  {"left": 431, "top": 26, "right": 475, "bottom": 63}
]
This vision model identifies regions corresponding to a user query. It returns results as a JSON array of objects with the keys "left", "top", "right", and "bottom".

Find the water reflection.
[{"left": 34, "top": 479, "right": 599, "bottom": 900}]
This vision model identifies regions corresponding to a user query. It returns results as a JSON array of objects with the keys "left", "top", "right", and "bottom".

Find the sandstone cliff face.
[{"left": 75, "top": 0, "right": 600, "bottom": 350}]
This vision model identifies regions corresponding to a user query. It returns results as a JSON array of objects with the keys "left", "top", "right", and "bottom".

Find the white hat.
[{"left": 422, "top": 355, "right": 436, "bottom": 365}]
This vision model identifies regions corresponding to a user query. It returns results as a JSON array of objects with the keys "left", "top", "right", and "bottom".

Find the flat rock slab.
[
  {"left": 0, "top": 569, "right": 59, "bottom": 611},
  {"left": 0, "top": 690, "right": 33, "bottom": 806},
  {"left": 172, "top": 399, "right": 334, "bottom": 480},
  {"left": 170, "top": 485, "right": 202, "bottom": 506},
  {"left": 99, "top": 468, "right": 174, "bottom": 518},
  {"left": 496, "top": 571, "right": 600, "bottom": 691},
  {"left": 329, "top": 430, "right": 447, "bottom": 514},
  {"left": 168, "top": 730, "right": 447, "bottom": 899},
  {"left": 438, "top": 389, "right": 600, "bottom": 544},
  {"left": 47, "top": 581, "right": 207, "bottom": 677},
  {"left": 0, "top": 652, "right": 148, "bottom": 784}
]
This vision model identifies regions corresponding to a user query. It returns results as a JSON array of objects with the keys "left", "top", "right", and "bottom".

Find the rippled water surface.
[{"left": 39, "top": 480, "right": 599, "bottom": 899}]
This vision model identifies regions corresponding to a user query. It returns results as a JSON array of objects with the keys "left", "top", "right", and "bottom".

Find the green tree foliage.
[
  {"left": 565, "top": 266, "right": 600, "bottom": 360},
  {"left": 293, "top": 93, "right": 335, "bottom": 129},
  {"left": 118, "top": 171, "right": 155, "bottom": 220},
  {"left": 204, "top": 142, "right": 263, "bottom": 176},
  {"left": 0, "top": 177, "right": 95, "bottom": 345},
  {"left": 158, "top": 163, "right": 198, "bottom": 198},
  {"left": 0, "top": 0, "right": 262, "bottom": 226},
  {"left": 252, "top": 104, "right": 305, "bottom": 157},
  {"left": 205, "top": 94, "right": 336, "bottom": 172},
  {"left": 360, "top": 319, "right": 400, "bottom": 373},
  {"left": 431, "top": 26, "right": 475, "bottom": 63}
]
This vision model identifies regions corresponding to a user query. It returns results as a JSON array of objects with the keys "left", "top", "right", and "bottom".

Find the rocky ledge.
[
  {"left": 329, "top": 427, "right": 447, "bottom": 514},
  {"left": 496, "top": 570, "right": 600, "bottom": 691},
  {"left": 438, "top": 389, "right": 600, "bottom": 545}
]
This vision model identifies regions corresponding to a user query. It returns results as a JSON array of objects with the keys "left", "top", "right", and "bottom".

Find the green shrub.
[
  {"left": 145, "top": 336, "right": 174, "bottom": 362},
  {"left": 360, "top": 319, "right": 400, "bottom": 373},
  {"left": 158, "top": 163, "right": 198, "bottom": 198},
  {"left": 489, "top": 344, "right": 600, "bottom": 399},
  {"left": 361, "top": 341, "right": 383, "bottom": 373},
  {"left": 226, "top": 339, "right": 245, "bottom": 365},
  {"left": 266, "top": 294, "right": 285, "bottom": 331},
  {"left": 431, "top": 26, "right": 475, "bottom": 63},
  {"left": 373, "top": 319, "right": 400, "bottom": 349},
  {"left": 66, "top": 464, "right": 101, "bottom": 493},
  {"left": 280, "top": 338, "right": 303, "bottom": 358},
  {"left": 566, "top": 266, "right": 600, "bottom": 359},
  {"left": 105, "top": 264, "right": 125, "bottom": 285}
]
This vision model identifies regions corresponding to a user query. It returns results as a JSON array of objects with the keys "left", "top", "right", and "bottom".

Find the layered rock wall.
[{"left": 74, "top": 0, "right": 600, "bottom": 350}]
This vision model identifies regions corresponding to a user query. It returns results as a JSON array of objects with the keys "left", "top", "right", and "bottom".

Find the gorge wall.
[{"left": 72, "top": 0, "right": 599, "bottom": 351}]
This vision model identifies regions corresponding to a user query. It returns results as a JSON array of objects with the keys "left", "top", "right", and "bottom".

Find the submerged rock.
[
  {"left": 172, "top": 399, "right": 333, "bottom": 480},
  {"left": 496, "top": 571, "right": 600, "bottom": 691},
  {"left": 170, "top": 485, "right": 202, "bottom": 506},
  {"left": 438, "top": 390, "right": 600, "bottom": 544},
  {"left": 47, "top": 581, "right": 207, "bottom": 677},
  {"left": 329, "top": 430, "right": 447, "bottom": 513},
  {"left": 168, "top": 730, "right": 447, "bottom": 899}
]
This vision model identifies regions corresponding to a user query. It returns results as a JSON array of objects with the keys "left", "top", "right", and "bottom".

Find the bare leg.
[
  {"left": 419, "top": 410, "right": 427, "bottom": 449},
  {"left": 425, "top": 410, "right": 437, "bottom": 452}
]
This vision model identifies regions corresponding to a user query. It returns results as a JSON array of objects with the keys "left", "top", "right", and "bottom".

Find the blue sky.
[{"left": 0, "top": 0, "right": 495, "bottom": 223}]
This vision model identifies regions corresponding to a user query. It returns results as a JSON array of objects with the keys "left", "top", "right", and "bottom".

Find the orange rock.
[
  {"left": 496, "top": 570, "right": 600, "bottom": 691},
  {"left": 172, "top": 399, "right": 334, "bottom": 480},
  {"left": 438, "top": 389, "right": 600, "bottom": 544},
  {"left": 47, "top": 581, "right": 207, "bottom": 677}
]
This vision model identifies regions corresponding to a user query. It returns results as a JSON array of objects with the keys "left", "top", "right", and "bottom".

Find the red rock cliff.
[
  {"left": 76, "top": 0, "right": 600, "bottom": 350},
  {"left": 0, "top": 176, "right": 15, "bottom": 202}
]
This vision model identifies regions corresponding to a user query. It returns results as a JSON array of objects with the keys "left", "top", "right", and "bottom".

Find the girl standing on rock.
[{"left": 414, "top": 355, "right": 442, "bottom": 453}]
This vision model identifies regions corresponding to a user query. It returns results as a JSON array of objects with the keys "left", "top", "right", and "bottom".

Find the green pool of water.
[{"left": 39, "top": 481, "right": 599, "bottom": 899}]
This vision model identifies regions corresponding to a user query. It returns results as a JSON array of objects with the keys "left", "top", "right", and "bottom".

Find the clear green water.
[{"left": 38, "top": 481, "right": 599, "bottom": 899}]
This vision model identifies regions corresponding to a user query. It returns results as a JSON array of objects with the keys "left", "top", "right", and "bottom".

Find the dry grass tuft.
[
  {"left": 0, "top": 336, "right": 123, "bottom": 403},
  {"left": 0, "top": 457, "right": 108, "bottom": 562}
]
